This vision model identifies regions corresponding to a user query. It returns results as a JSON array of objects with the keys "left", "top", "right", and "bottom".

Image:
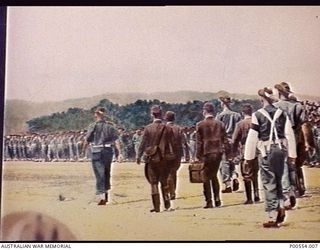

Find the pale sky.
[{"left": 5, "top": 6, "right": 320, "bottom": 102}]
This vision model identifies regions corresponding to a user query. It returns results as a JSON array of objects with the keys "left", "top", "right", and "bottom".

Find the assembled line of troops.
[
  {"left": 3, "top": 126, "right": 200, "bottom": 164},
  {"left": 3, "top": 131, "right": 91, "bottom": 162},
  {"left": 3, "top": 129, "right": 143, "bottom": 163},
  {"left": 85, "top": 81, "right": 318, "bottom": 228}
]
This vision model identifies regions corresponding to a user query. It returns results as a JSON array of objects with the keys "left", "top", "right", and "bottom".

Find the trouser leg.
[
  {"left": 203, "top": 181, "right": 212, "bottom": 202},
  {"left": 151, "top": 193, "right": 160, "bottom": 213},
  {"left": 260, "top": 148, "right": 285, "bottom": 215},
  {"left": 282, "top": 162, "right": 291, "bottom": 204},
  {"left": 92, "top": 156, "right": 106, "bottom": 195},
  {"left": 168, "top": 169, "right": 177, "bottom": 200},
  {"left": 102, "top": 148, "right": 113, "bottom": 191},
  {"left": 150, "top": 171, "right": 161, "bottom": 212},
  {"left": 244, "top": 181, "right": 253, "bottom": 203},
  {"left": 220, "top": 153, "right": 231, "bottom": 188},
  {"left": 160, "top": 167, "right": 171, "bottom": 210}
]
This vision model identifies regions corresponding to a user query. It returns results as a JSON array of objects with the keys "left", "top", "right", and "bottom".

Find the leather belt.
[{"left": 92, "top": 144, "right": 112, "bottom": 148}]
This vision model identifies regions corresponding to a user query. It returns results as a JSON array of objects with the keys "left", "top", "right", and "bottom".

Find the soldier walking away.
[
  {"left": 244, "top": 88, "right": 297, "bottom": 228},
  {"left": 216, "top": 94, "right": 241, "bottom": 193},
  {"left": 136, "top": 105, "right": 175, "bottom": 213},
  {"left": 232, "top": 103, "right": 260, "bottom": 204},
  {"left": 274, "top": 82, "right": 315, "bottom": 199},
  {"left": 132, "top": 128, "right": 144, "bottom": 160},
  {"left": 196, "top": 102, "right": 230, "bottom": 208},
  {"left": 189, "top": 126, "right": 197, "bottom": 162},
  {"left": 181, "top": 127, "right": 190, "bottom": 163},
  {"left": 164, "top": 111, "right": 184, "bottom": 206},
  {"left": 85, "top": 107, "right": 120, "bottom": 205}
]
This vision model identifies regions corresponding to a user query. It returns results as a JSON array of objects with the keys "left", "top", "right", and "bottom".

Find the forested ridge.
[{"left": 26, "top": 98, "right": 262, "bottom": 133}]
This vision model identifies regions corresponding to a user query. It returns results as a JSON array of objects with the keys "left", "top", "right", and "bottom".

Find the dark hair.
[
  {"left": 203, "top": 102, "right": 215, "bottom": 114},
  {"left": 150, "top": 105, "right": 162, "bottom": 118},
  {"left": 241, "top": 103, "right": 253, "bottom": 116},
  {"left": 165, "top": 111, "right": 175, "bottom": 122}
]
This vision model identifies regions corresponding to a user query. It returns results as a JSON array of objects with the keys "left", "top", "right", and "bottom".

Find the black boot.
[
  {"left": 276, "top": 207, "right": 286, "bottom": 223},
  {"left": 244, "top": 181, "right": 253, "bottom": 204},
  {"left": 97, "top": 199, "right": 106, "bottom": 205},
  {"left": 204, "top": 200, "right": 213, "bottom": 209},
  {"left": 164, "top": 198, "right": 171, "bottom": 210},
  {"left": 214, "top": 199, "right": 221, "bottom": 207},
  {"left": 252, "top": 177, "right": 260, "bottom": 202},
  {"left": 212, "top": 179, "right": 221, "bottom": 207},
  {"left": 296, "top": 168, "right": 306, "bottom": 196},
  {"left": 150, "top": 194, "right": 160, "bottom": 213},
  {"left": 203, "top": 182, "right": 213, "bottom": 209},
  {"left": 161, "top": 186, "right": 171, "bottom": 210}
]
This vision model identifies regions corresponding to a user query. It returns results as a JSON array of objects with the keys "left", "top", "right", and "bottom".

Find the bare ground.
[{"left": 1, "top": 161, "right": 320, "bottom": 241}]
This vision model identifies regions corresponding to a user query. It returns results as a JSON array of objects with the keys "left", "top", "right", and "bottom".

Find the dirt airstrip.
[{"left": 1, "top": 161, "right": 320, "bottom": 241}]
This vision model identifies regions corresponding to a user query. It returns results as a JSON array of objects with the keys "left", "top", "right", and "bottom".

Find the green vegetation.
[{"left": 26, "top": 98, "right": 262, "bottom": 133}]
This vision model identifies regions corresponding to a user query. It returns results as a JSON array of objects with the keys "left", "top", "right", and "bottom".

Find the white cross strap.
[{"left": 257, "top": 108, "right": 283, "bottom": 151}]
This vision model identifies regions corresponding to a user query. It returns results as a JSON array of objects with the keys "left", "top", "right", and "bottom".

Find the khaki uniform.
[
  {"left": 166, "top": 121, "right": 184, "bottom": 200},
  {"left": 196, "top": 115, "right": 230, "bottom": 206},
  {"left": 232, "top": 117, "right": 260, "bottom": 202},
  {"left": 138, "top": 119, "right": 175, "bottom": 212}
]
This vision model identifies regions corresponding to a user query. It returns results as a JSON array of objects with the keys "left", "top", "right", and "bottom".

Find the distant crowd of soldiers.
[
  {"left": 3, "top": 82, "right": 320, "bottom": 229},
  {"left": 3, "top": 126, "right": 200, "bottom": 163},
  {"left": 302, "top": 100, "right": 320, "bottom": 167},
  {"left": 3, "top": 131, "right": 89, "bottom": 162},
  {"left": 4, "top": 102, "right": 319, "bottom": 166}
]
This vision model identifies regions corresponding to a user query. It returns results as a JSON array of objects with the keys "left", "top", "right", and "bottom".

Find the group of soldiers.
[
  {"left": 132, "top": 81, "right": 317, "bottom": 228},
  {"left": 3, "top": 126, "right": 199, "bottom": 163},
  {"left": 3, "top": 131, "right": 89, "bottom": 162},
  {"left": 304, "top": 100, "right": 320, "bottom": 124},
  {"left": 3, "top": 82, "right": 319, "bottom": 228}
]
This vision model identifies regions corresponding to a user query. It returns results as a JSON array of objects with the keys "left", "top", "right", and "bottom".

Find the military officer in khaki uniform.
[
  {"left": 216, "top": 95, "right": 241, "bottom": 193},
  {"left": 196, "top": 102, "right": 230, "bottom": 208},
  {"left": 137, "top": 105, "right": 175, "bottom": 213},
  {"left": 164, "top": 111, "right": 184, "bottom": 203}
]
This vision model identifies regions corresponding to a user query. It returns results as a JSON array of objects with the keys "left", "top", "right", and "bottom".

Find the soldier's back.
[{"left": 216, "top": 109, "right": 241, "bottom": 137}]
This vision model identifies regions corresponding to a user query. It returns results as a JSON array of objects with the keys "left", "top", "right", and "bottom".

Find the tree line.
[{"left": 26, "top": 98, "right": 262, "bottom": 133}]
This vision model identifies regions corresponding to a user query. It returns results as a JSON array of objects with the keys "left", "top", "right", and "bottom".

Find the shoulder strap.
[
  {"left": 257, "top": 108, "right": 283, "bottom": 150},
  {"left": 155, "top": 124, "right": 166, "bottom": 147}
]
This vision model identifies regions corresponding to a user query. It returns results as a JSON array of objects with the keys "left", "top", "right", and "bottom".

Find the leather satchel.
[
  {"left": 188, "top": 163, "right": 206, "bottom": 183},
  {"left": 145, "top": 145, "right": 162, "bottom": 163}
]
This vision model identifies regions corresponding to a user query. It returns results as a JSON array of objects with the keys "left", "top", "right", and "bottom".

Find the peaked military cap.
[{"left": 218, "top": 94, "right": 231, "bottom": 104}]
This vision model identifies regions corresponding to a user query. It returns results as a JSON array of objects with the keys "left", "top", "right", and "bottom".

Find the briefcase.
[{"left": 188, "top": 163, "right": 206, "bottom": 183}]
